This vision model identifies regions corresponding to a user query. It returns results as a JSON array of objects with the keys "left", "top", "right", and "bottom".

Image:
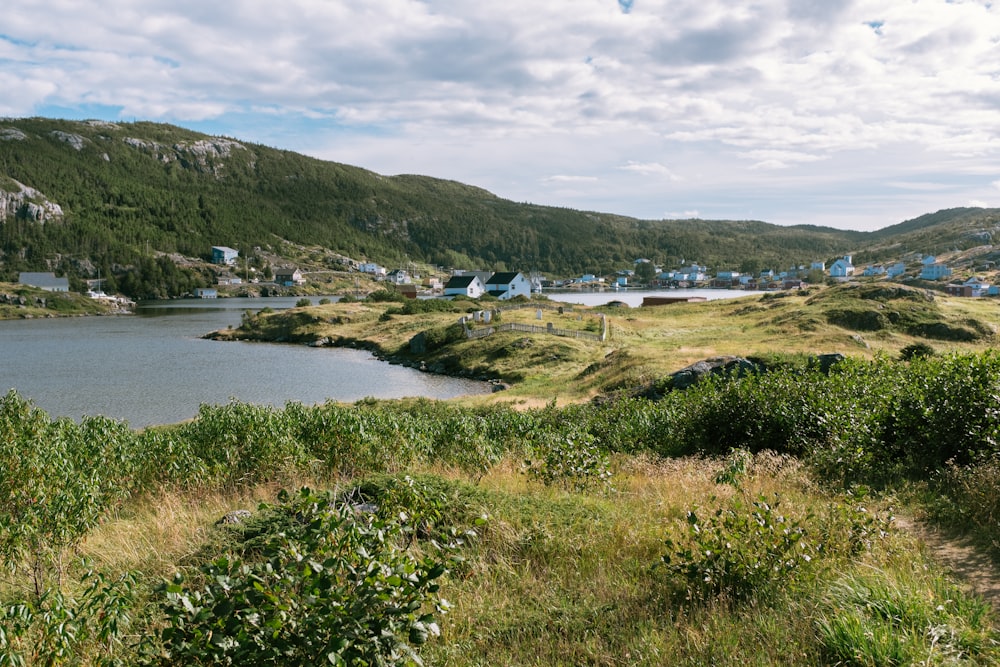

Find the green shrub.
[
  {"left": 0, "top": 392, "right": 137, "bottom": 596},
  {"left": 294, "top": 297, "right": 311, "bottom": 307},
  {"left": 146, "top": 488, "right": 453, "bottom": 666},
  {"left": 883, "top": 353, "right": 1000, "bottom": 473},
  {"left": 899, "top": 342, "right": 935, "bottom": 361},
  {"left": 0, "top": 568, "right": 138, "bottom": 666},
  {"left": 661, "top": 494, "right": 813, "bottom": 603},
  {"left": 177, "top": 401, "right": 312, "bottom": 488},
  {"left": 523, "top": 432, "right": 613, "bottom": 493},
  {"left": 365, "top": 289, "right": 406, "bottom": 303}
]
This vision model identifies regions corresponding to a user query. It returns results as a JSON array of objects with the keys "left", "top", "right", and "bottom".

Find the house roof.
[
  {"left": 485, "top": 271, "right": 521, "bottom": 285},
  {"left": 445, "top": 275, "right": 478, "bottom": 288}
]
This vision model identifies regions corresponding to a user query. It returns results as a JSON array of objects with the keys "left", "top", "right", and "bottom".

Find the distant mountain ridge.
[{"left": 1, "top": 117, "right": 998, "bottom": 297}]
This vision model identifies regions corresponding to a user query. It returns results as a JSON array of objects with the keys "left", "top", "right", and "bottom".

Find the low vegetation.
[
  {"left": 5, "top": 342, "right": 1000, "bottom": 663},
  {"left": 211, "top": 283, "right": 1000, "bottom": 403}
]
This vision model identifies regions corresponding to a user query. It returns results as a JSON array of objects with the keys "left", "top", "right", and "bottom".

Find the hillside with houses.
[{"left": 6, "top": 118, "right": 1000, "bottom": 302}]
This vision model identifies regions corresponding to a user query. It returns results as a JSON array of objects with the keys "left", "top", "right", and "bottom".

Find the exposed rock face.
[
  {"left": 0, "top": 128, "right": 27, "bottom": 141},
  {"left": 122, "top": 136, "right": 247, "bottom": 175},
  {"left": 668, "top": 356, "right": 764, "bottom": 390},
  {"left": 0, "top": 180, "right": 64, "bottom": 223},
  {"left": 50, "top": 130, "right": 87, "bottom": 150}
]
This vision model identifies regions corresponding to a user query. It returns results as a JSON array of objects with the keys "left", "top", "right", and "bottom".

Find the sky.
[{"left": 2, "top": 0, "right": 1000, "bottom": 232}]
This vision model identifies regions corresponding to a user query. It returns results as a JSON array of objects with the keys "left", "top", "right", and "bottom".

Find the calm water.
[
  {"left": 0, "top": 297, "right": 489, "bottom": 427},
  {"left": 545, "top": 287, "right": 763, "bottom": 308}
]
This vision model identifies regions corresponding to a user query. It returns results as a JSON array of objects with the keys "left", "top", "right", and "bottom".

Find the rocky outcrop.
[
  {"left": 122, "top": 136, "right": 248, "bottom": 175},
  {"left": 0, "top": 180, "right": 64, "bottom": 223},
  {"left": 50, "top": 131, "right": 87, "bottom": 150},
  {"left": 668, "top": 356, "right": 764, "bottom": 390},
  {"left": 0, "top": 128, "right": 27, "bottom": 141}
]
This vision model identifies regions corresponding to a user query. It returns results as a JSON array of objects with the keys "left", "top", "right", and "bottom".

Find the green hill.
[{"left": 1, "top": 117, "right": 999, "bottom": 298}]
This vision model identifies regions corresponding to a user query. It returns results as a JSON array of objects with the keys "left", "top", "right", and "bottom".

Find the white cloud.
[
  {"left": 1, "top": 0, "right": 999, "bottom": 231},
  {"left": 619, "top": 161, "right": 680, "bottom": 180},
  {"left": 545, "top": 175, "right": 600, "bottom": 183}
]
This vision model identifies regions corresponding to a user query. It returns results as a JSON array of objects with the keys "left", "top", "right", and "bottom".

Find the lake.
[
  {"left": 0, "top": 296, "right": 490, "bottom": 427},
  {"left": 544, "top": 287, "right": 763, "bottom": 308}
]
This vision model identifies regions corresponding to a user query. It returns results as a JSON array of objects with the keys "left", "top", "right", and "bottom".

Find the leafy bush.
[
  {"left": 0, "top": 568, "right": 138, "bottom": 666},
  {"left": 177, "top": 401, "right": 312, "bottom": 488},
  {"left": 523, "top": 433, "right": 613, "bottom": 492},
  {"left": 294, "top": 297, "right": 311, "bottom": 307},
  {"left": 899, "top": 342, "right": 935, "bottom": 361},
  {"left": 661, "top": 494, "right": 813, "bottom": 603},
  {"left": 0, "top": 392, "right": 137, "bottom": 596},
  {"left": 365, "top": 289, "right": 406, "bottom": 303},
  {"left": 146, "top": 488, "right": 453, "bottom": 666},
  {"left": 883, "top": 353, "right": 1000, "bottom": 472},
  {"left": 343, "top": 474, "right": 488, "bottom": 547}
]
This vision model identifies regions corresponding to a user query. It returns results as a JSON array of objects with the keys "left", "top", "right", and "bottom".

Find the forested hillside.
[{"left": 2, "top": 117, "right": 999, "bottom": 299}]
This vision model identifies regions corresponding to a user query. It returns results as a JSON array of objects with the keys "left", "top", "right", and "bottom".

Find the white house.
[
  {"left": 810, "top": 261, "right": 826, "bottom": 271},
  {"left": 274, "top": 267, "right": 305, "bottom": 286},
  {"left": 386, "top": 269, "right": 411, "bottom": 285},
  {"left": 358, "top": 263, "right": 386, "bottom": 277},
  {"left": 443, "top": 275, "right": 485, "bottom": 298},
  {"left": 920, "top": 263, "right": 952, "bottom": 280},
  {"left": 829, "top": 256, "right": 855, "bottom": 278},
  {"left": 485, "top": 272, "right": 532, "bottom": 300}
]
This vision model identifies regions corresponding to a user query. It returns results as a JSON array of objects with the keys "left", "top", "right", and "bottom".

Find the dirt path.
[{"left": 896, "top": 516, "right": 1000, "bottom": 610}]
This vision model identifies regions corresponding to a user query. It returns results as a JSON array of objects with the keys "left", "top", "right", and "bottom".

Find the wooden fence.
[{"left": 462, "top": 314, "right": 606, "bottom": 342}]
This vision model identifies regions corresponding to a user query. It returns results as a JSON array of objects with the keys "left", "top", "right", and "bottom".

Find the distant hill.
[{"left": 1, "top": 117, "right": 998, "bottom": 298}]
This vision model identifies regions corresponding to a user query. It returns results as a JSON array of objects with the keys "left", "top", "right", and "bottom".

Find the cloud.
[
  {"left": 1, "top": 0, "right": 999, "bottom": 231},
  {"left": 619, "top": 161, "right": 680, "bottom": 179},
  {"left": 545, "top": 175, "right": 600, "bottom": 183}
]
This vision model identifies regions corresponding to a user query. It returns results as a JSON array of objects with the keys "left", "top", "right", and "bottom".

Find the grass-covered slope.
[
  {"left": 209, "top": 284, "right": 1000, "bottom": 403},
  {"left": 7, "top": 349, "right": 1000, "bottom": 665}
]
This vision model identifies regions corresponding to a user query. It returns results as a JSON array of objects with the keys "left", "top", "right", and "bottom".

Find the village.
[
  {"left": 192, "top": 245, "right": 997, "bottom": 301},
  {"left": 13, "top": 244, "right": 998, "bottom": 304}
]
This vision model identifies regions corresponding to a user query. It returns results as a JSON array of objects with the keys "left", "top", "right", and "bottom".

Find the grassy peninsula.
[
  {"left": 210, "top": 282, "right": 1000, "bottom": 402},
  {"left": 6, "top": 283, "right": 1000, "bottom": 664},
  {"left": 0, "top": 282, "right": 132, "bottom": 318}
]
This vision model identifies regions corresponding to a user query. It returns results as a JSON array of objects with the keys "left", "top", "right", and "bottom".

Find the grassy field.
[
  {"left": 50, "top": 452, "right": 997, "bottom": 666},
  {"left": 215, "top": 282, "right": 1000, "bottom": 402},
  {"left": 5, "top": 281, "right": 1000, "bottom": 665}
]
